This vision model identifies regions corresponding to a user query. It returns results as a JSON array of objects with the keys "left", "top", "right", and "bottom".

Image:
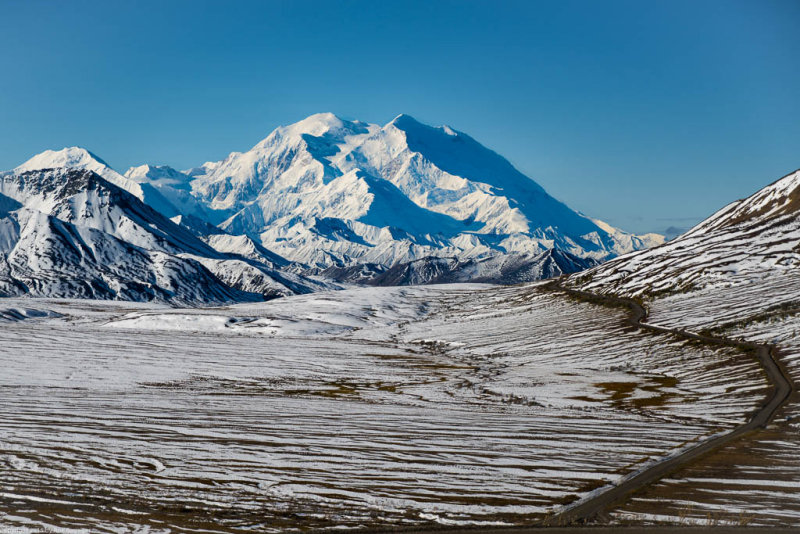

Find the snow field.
[{"left": 0, "top": 283, "right": 768, "bottom": 532}]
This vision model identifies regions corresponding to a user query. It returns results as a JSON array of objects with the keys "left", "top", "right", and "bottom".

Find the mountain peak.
[
  {"left": 388, "top": 113, "right": 422, "bottom": 128},
  {"left": 186, "top": 112, "right": 661, "bottom": 268},
  {"left": 387, "top": 114, "right": 465, "bottom": 142},
  {"left": 281, "top": 112, "right": 352, "bottom": 137},
  {"left": 13, "top": 146, "right": 142, "bottom": 196},
  {"left": 304, "top": 111, "right": 342, "bottom": 123},
  {"left": 16, "top": 146, "right": 110, "bottom": 173},
  {"left": 124, "top": 164, "right": 191, "bottom": 186},
  {"left": 126, "top": 163, "right": 155, "bottom": 174}
]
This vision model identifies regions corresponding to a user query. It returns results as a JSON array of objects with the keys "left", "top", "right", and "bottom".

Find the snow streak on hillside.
[
  {"left": 0, "top": 283, "right": 766, "bottom": 532},
  {"left": 570, "top": 169, "right": 800, "bottom": 297},
  {"left": 567, "top": 168, "right": 800, "bottom": 526},
  {"left": 610, "top": 272, "right": 800, "bottom": 527}
]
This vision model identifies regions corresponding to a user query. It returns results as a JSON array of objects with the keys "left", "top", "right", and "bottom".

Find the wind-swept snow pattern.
[
  {"left": 0, "top": 282, "right": 767, "bottom": 532},
  {"left": 600, "top": 272, "right": 800, "bottom": 527},
  {"left": 567, "top": 168, "right": 800, "bottom": 526}
]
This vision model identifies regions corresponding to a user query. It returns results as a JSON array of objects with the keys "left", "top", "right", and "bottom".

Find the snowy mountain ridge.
[
  {"left": 568, "top": 168, "right": 800, "bottom": 297},
  {"left": 4, "top": 113, "right": 667, "bottom": 296},
  {"left": 0, "top": 166, "right": 330, "bottom": 303},
  {"left": 183, "top": 113, "right": 663, "bottom": 271}
]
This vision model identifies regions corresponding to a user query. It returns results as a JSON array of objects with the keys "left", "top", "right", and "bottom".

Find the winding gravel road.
[
  {"left": 371, "top": 280, "right": 795, "bottom": 534},
  {"left": 542, "top": 280, "right": 795, "bottom": 526}
]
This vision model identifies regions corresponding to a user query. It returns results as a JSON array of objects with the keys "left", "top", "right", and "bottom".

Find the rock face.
[
  {"left": 325, "top": 249, "right": 597, "bottom": 286},
  {"left": 568, "top": 168, "right": 800, "bottom": 297},
  {"left": 0, "top": 167, "right": 329, "bottom": 303}
]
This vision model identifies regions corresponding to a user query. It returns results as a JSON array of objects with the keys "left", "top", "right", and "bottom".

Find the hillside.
[
  {"left": 569, "top": 168, "right": 800, "bottom": 297},
  {"left": 566, "top": 167, "right": 800, "bottom": 526},
  {"left": 0, "top": 167, "right": 328, "bottom": 303}
]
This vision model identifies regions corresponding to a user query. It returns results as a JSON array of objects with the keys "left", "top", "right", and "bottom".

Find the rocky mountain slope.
[
  {"left": 0, "top": 167, "right": 328, "bottom": 303},
  {"left": 569, "top": 168, "right": 800, "bottom": 297},
  {"left": 324, "top": 248, "right": 597, "bottom": 286}
]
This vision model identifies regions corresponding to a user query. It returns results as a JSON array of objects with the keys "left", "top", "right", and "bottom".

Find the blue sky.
[{"left": 1, "top": 0, "right": 798, "bottom": 234}]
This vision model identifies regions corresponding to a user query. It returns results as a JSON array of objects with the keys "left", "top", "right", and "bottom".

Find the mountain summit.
[{"left": 185, "top": 113, "right": 663, "bottom": 271}]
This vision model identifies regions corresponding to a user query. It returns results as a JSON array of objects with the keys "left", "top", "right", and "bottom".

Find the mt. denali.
[
  {"left": 2, "top": 113, "right": 664, "bottom": 299},
  {"left": 185, "top": 113, "right": 662, "bottom": 270}
]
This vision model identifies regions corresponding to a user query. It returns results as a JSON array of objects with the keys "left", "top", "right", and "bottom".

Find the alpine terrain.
[
  {"left": 1, "top": 113, "right": 662, "bottom": 301},
  {"left": 0, "top": 152, "right": 329, "bottom": 303},
  {"left": 185, "top": 113, "right": 662, "bottom": 279}
]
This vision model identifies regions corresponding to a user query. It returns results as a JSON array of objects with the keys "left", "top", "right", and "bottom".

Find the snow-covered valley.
[
  {"left": 566, "top": 168, "right": 800, "bottom": 526},
  {"left": 0, "top": 282, "right": 770, "bottom": 532}
]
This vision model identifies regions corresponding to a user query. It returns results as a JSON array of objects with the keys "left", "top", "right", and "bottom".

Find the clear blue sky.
[{"left": 1, "top": 0, "right": 798, "bottom": 234}]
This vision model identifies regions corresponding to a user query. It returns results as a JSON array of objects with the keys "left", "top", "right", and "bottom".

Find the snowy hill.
[
  {"left": 186, "top": 113, "right": 663, "bottom": 271},
  {"left": 0, "top": 167, "right": 329, "bottom": 303},
  {"left": 564, "top": 168, "right": 800, "bottom": 528},
  {"left": 17, "top": 147, "right": 202, "bottom": 223},
  {"left": 569, "top": 168, "right": 800, "bottom": 297}
]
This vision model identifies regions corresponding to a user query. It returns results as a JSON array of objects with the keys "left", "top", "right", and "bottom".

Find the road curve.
[
  {"left": 541, "top": 279, "right": 795, "bottom": 526},
  {"left": 362, "top": 280, "right": 795, "bottom": 534}
]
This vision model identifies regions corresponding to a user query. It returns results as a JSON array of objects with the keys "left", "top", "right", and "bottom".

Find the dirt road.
[{"left": 541, "top": 280, "right": 795, "bottom": 525}]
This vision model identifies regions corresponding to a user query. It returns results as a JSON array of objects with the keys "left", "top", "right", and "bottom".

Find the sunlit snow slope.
[{"left": 186, "top": 113, "right": 662, "bottom": 272}]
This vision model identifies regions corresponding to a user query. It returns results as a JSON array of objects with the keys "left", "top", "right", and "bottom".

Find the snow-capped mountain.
[
  {"left": 17, "top": 147, "right": 187, "bottom": 221},
  {"left": 186, "top": 113, "right": 663, "bottom": 271},
  {"left": 4, "top": 113, "right": 666, "bottom": 297},
  {"left": 0, "top": 166, "right": 329, "bottom": 303},
  {"left": 124, "top": 164, "right": 208, "bottom": 220},
  {"left": 569, "top": 168, "right": 800, "bottom": 297}
]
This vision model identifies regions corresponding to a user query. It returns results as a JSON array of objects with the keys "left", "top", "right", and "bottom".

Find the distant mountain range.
[{"left": 1, "top": 113, "right": 667, "bottom": 302}]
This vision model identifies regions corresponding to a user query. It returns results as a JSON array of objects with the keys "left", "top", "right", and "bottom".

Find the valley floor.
[{"left": 0, "top": 283, "right": 780, "bottom": 532}]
